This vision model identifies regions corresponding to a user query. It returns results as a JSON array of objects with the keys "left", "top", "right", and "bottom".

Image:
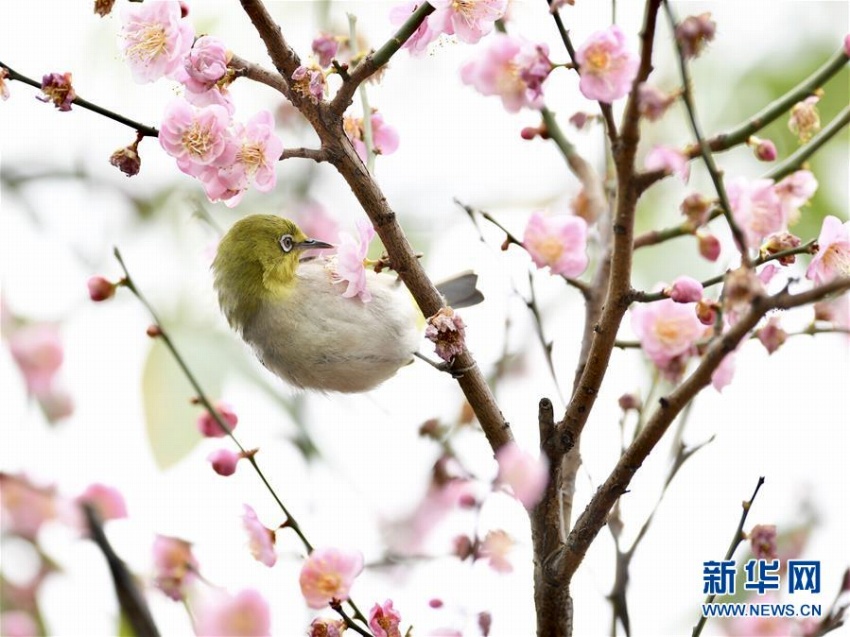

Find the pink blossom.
[
  {"left": 292, "top": 65, "right": 326, "bottom": 103},
  {"left": 788, "top": 95, "right": 821, "bottom": 143},
  {"left": 158, "top": 99, "right": 236, "bottom": 176},
  {"left": 197, "top": 401, "right": 238, "bottom": 438},
  {"left": 330, "top": 217, "right": 375, "bottom": 302},
  {"left": 299, "top": 547, "right": 364, "bottom": 609},
  {"left": 152, "top": 535, "right": 198, "bottom": 601},
  {"left": 8, "top": 324, "right": 64, "bottom": 395},
  {"left": 477, "top": 529, "right": 514, "bottom": 573},
  {"left": 576, "top": 25, "right": 639, "bottom": 103},
  {"left": 110, "top": 139, "right": 143, "bottom": 177},
  {"left": 761, "top": 232, "right": 802, "bottom": 265},
  {"left": 774, "top": 170, "right": 817, "bottom": 224},
  {"left": 76, "top": 483, "right": 128, "bottom": 521},
  {"left": 369, "top": 600, "right": 402, "bottom": 637},
  {"left": 207, "top": 448, "right": 240, "bottom": 476},
  {"left": 523, "top": 211, "right": 589, "bottom": 277},
  {"left": 460, "top": 34, "right": 552, "bottom": 112},
  {"left": 38, "top": 388, "right": 74, "bottom": 423},
  {"left": 428, "top": 0, "right": 507, "bottom": 45},
  {"left": 637, "top": 83, "right": 676, "bottom": 121},
  {"left": 345, "top": 112, "right": 400, "bottom": 163},
  {"left": 806, "top": 215, "right": 850, "bottom": 285},
  {"left": 710, "top": 350, "right": 736, "bottom": 392},
  {"left": 242, "top": 504, "right": 277, "bottom": 567},
  {"left": 119, "top": 1, "right": 194, "bottom": 83},
  {"left": 37, "top": 72, "right": 75, "bottom": 111},
  {"left": 726, "top": 177, "right": 786, "bottom": 249},
  {"left": 295, "top": 201, "right": 339, "bottom": 248},
  {"left": 312, "top": 33, "right": 340, "bottom": 68},
  {"left": 204, "top": 110, "right": 283, "bottom": 207},
  {"left": 182, "top": 81, "right": 235, "bottom": 115},
  {"left": 0, "top": 612, "right": 38, "bottom": 637},
  {"left": 390, "top": 3, "right": 439, "bottom": 56},
  {"left": 495, "top": 442, "right": 549, "bottom": 510},
  {"left": 177, "top": 35, "right": 230, "bottom": 94},
  {"left": 194, "top": 589, "right": 271, "bottom": 637},
  {"left": 666, "top": 276, "right": 703, "bottom": 303},
  {"left": 758, "top": 263, "right": 780, "bottom": 285},
  {"left": 631, "top": 298, "right": 703, "bottom": 373},
  {"left": 675, "top": 12, "right": 716, "bottom": 59},
  {"left": 645, "top": 145, "right": 690, "bottom": 182},
  {"left": 425, "top": 307, "right": 467, "bottom": 362}
]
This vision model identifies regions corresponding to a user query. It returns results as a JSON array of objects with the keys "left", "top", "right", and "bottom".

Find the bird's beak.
[{"left": 297, "top": 238, "right": 334, "bottom": 250}]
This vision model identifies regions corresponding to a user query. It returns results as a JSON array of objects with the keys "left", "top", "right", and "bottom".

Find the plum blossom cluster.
[
  {"left": 461, "top": 34, "right": 553, "bottom": 112},
  {"left": 118, "top": 2, "right": 283, "bottom": 206},
  {"left": 391, "top": 0, "right": 508, "bottom": 55}
]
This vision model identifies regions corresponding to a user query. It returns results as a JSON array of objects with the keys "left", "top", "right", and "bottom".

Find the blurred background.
[{"left": 1, "top": 1, "right": 848, "bottom": 635}]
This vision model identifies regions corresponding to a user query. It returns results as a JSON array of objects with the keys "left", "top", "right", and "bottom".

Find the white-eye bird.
[{"left": 212, "top": 214, "right": 481, "bottom": 393}]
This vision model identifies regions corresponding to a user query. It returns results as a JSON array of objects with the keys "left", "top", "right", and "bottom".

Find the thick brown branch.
[
  {"left": 561, "top": 277, "right": 850, "bottom": 579},
  {"left": 229, "top": 54, "right": 289, "bottom": 96},
  {"left": 238, "top": 0, "right": 302, "bottom": 79}
]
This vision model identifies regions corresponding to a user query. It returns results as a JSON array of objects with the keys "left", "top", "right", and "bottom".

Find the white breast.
[{"left": 242, "top": 259, "right": 421, "bottom": 393}]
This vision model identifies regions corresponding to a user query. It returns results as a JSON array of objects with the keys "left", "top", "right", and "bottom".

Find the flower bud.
[
  {"left": 756, "top": 318, "right": 787, "bottom": 355},
  {"left": 747, "top": 136, "right": 777, "bottom": 162},
  {"left": 93, "top": 0, "right": 116, "bottom": 17},
  {"left": 146, "top": 324, "right": 162, "bottom": 338},
  {"left": 638, "top": 83, "right": 676, "bottom": 121},
  {"left": 207, "top": 448, "right": 240, "bottom": 476},
  {"left": 87, "top": 276, "right": 116, "bottom": 302},
  {"left": 197, "top": 402, "right": 238, "bottom": 438},
  {"left": 618, "top": 393, "right": 641, "bottom": 412},
  {"left": 760, "top": 232, "right": 802, "bottom": 264},
  {"left": 695, "top": 298, "right": 718, "bottom": 326},
  {"left": 666, "top": 276, "right": 703, "bottom": 303},
  {"left": 453, "top": 535, "right": 475, "bottom": 560},
  {"left": 675, "top": 13, "right": 716, "bottom": 59},
  {"left": 788, "top": 95, "right": 821, "bottom": 143},
  {"left": 697, "top": 231, "right": 721, "bottom": 262},
  {"left": 109, "top": 141, "right": 142, "bottom": 177},
  {"left": 425, "top": 307, "right": 467, "bottom": 362},
  {"left": 749, "top": 524, "right": 778, "bottom": 560}
]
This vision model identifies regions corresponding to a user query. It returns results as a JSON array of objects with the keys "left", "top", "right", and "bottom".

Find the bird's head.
[{"left": 212, "top": 215, "right": 333, "bottom": 329}]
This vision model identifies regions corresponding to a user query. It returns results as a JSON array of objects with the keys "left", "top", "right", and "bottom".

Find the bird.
[{"left": 212, "top": 214, "right": 481, "bottom": 393}]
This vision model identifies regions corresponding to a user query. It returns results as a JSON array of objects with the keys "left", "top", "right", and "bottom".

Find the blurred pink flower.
[
  {"left": 637, "top": 83, "right": 676, "bottom": 121},
  {"left": 345, "top": 112, "right": 400, "bottom": 163},
  {"left": 76, "top": 483, "right": 128, "bottom": 521},
  {"left": 478, "top": 529, "right": 514, "bottom": 573},
  {"left": 195, "top": 588, "right": 271, "bottom": 636},
  {"left": 292, "top": 65, "right": 326, "bottom": 103},
  {"left": 461, "top": 34, "right": 552, "bottom": 112},
  {"left": 390, "top": 2, "right": 439, "bottom": 56},
  {"left": 87, "top": 275, "right": 117, "bottom": 302},
  {"left": 697, "top": 231, "right": 721, "bottom": 262},
  {"left": 774, "top": 170, "right": 817, "bottom": 225},
  {"left": 119, "top": 0, "right": 194, "bottom": 83},
  {"left": 727, "top": 177, "right": 786, "bottom": 249},
  {"left": 370, "top": 599, "right": 402, "bottom": 637},
  {"left": 38, "top": 72, "right": 75, "bottom": 111},
  {"left": 631, "top": 297, "right": 703, "bottom": 373},
  {"left": 806, "top": 215, "right": 850, "bottom": 285},
  {"left": 197, "top": 401, "right": 238, "bottom": 438},
  {"left": 495, "top": 442, "right": 549, "bottom": 510},
  {"left": 675, "top": 12, "right": 716, "bottom": 59},
  {"left": 788, "top": 95, "right": 820, "bottom": 143},
  {"left": 576, "top": 25, "right": 639, "bottom": 103},
  {"left": 299, "top": 547, "right": 364, "bottom": 609},
  {"left": 428, "top": 0, "right": 507, "bottom": 44},
  {"left": 0, "top": 611, "right": 38, "bottom": 637},
  {"left": 178, "top": 35, "right": 229, "bottom": 93},
  {"left": 845, "top": 34, "right": 850, "bottom": 56},
  {"left": 312, "top": 33, "right": 340, "bottom": 68},
  {"left": 242, "top": 504, "right": 277, "bottom": 567},
  {"left": 8, "top": 324, "right": 64, "bottom": 396},
  {"left": 523, "top": 211, "right": 589, "bottom": 277},
  {"left": 152, "top": 535, "right": 198, "bottom": 601},
  {"left": 750, "top": 524, "right": 778, "bottom": 560},
  {"left": 756, "top": 318, "right": 787, "bottom": 355},
  {"left": 0, "top": 473, "right": 58, "bottom": 540},
  {"left": 309, "top": 618, "right": 347, "bottom": 637},
  {"left": 296, "top": 201, "right": 340, "bottom": 248},
  {"left": 0, "top": 68, "right": 10, "bottom": 100},
  {"left": 645, "top": 145, "right": 690, "bottom": 182},
  {"left": 330, "top": 217, "right": 375, "bottom": 302},
  {"left": 159, "top": 99, "right": 236, "bottom": 176},
  {"left": 710, "top": 350, "right": 736, "bottom": 392},
  {"left": 208, "top": 448, "right": 240, "bottom": 476}
]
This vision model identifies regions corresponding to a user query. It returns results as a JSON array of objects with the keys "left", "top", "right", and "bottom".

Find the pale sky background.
[{"left": 1, "top": 2, "right": 849, "bottom": 636}]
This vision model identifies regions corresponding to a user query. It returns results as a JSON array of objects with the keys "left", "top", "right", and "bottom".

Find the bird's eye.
[{"left": 279, "top": 234, "right": 294, "bottom": 253}]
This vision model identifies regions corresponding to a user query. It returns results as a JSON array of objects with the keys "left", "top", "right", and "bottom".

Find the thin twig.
[
  {"left": 692, "top": 477, "right": 766, "bottom": 637},
  {"left": 1, "top": 61, "right": 159, "bottom": 137},
  {"left": 662, "top": 1, "right": 750, "bottom": 266}
]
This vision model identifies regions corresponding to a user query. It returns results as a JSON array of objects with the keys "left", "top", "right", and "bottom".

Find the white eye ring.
[{"left": 279, "top": 234, "right": 295, "bottom": 253}]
